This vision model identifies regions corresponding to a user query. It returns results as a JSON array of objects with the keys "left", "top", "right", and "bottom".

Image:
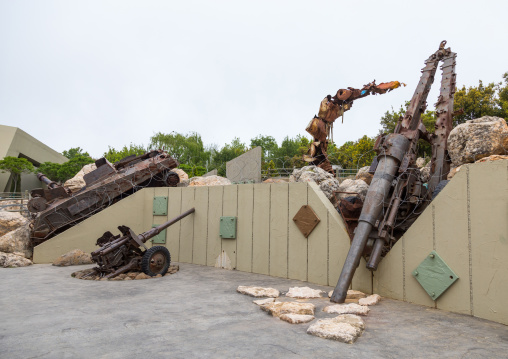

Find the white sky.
[{"left": 1, "top": 0, "right": 507, "bottom": 158}]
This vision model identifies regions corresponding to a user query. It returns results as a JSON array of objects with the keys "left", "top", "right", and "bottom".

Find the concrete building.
[{"left": 0, "top": 125, "right": 68, "bottom": 192}]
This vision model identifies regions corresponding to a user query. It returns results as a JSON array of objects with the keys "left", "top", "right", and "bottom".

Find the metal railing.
[
  {"left": 261, "top": 168, "right": 359, "bottom": 180},
  {"left": 0, "top": 191, "right": 30, "bottom": 216}
]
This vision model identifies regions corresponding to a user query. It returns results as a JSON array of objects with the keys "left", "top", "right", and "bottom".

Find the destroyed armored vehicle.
[{"left": 28, "top": 150, "right": 180, "bottom": 245}]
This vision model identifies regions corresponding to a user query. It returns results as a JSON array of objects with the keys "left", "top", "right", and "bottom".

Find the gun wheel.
[{"left": 141, "top": 246, "right": 171, "bottom": 277}]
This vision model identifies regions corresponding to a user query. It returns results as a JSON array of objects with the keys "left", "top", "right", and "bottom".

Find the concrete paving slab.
[{"left": 1, "top": 263, "right": 507, "bottom": 358}]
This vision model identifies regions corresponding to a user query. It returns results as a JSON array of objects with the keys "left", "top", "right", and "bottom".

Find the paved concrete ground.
[{"left": 1, "top": 263, "right": 507, "bottom": 359}]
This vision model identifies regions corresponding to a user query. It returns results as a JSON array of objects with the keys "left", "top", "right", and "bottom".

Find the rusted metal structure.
[
  {"left": 331, "top": 41, "right": 457, "bottom": 303},
  {"left": 28, "top": 150, "right": 180, "bottom": 245},
  {"left": 304, "top": 81, "right": 405, "bottom": 173},
  {"left": 88, "top": 208, "right": 195, "bottom": 279}
]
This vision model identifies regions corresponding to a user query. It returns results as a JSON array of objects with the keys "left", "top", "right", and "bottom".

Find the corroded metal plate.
[
  {"left": 293, "top": 205, "right": 320, "bottom": 238},
  {"left": 412, "top": 250, "right": 459, "bottom": 301}
]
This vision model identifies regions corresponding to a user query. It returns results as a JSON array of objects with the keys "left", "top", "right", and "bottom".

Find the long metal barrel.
[
  {"left": 139, "top": 208, "right": 195, "bottom": 243},
  {"left": 37, "top": 173, "right": 59, "bottom": 189},
  {"left": 330, "top": 134, "right": 410, "bottom": 303}
]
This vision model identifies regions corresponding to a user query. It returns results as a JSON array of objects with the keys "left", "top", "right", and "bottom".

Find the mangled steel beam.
[
  {"left": 29, "top": 150, "right": 180, "bottom": 245},
  {"left": 331, "top": 41, "right": 457, "bottom": 303},
  {"left": 305, "top": 81, "right": 405, "bottom": 173}
]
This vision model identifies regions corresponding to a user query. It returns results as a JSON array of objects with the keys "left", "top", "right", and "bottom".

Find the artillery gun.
[
  {"left": 28, "top": 150, "right": 181, "bottom": 245},
  {"left": 331, "top": 41, "right": 457, "bottom": 303},
  {"left": 88, "top": 208, "right": 195, "bottom": 279}
]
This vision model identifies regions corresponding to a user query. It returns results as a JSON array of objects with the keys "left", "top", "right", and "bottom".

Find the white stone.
[
  {"left": 286, "top": 286, "right": 324, "bottom": 299},
  {"left": 328, "top": 289, "right": 367, "bottom": 300},
  {"left": 171, "top": 168, "right": 189, "bottom": 182},
  {"left": 355, "top": 166, "right": 373, "bottom": 185},
  {"left": 64, "top": 163, "right": 97, "bottom": 193},
  {"left": 261, "top": 301, "right": 315, "bottom": 317},
  {"left": 0, "top": 211, "right": 28, "bottom": 237},
  {"left": 0, "top": 222, "right": 31, "bottom": 258},
  {"left": 359, "top": 294, "right": 381, "bottom": 306},
  {"left": 237, "top": 286, "right": 280, "bottom": 298},
  {"left": 307, "top": 317, "right": 364, "bottom": 343},
  {"left": 336, "top": 179, "right": 369, "bottom": 201},
  {"left": 323, "top": 303, "right": 370, "bottom": 316},
  {"left": 0, "top": 251, "right": 32, "bottom": 267},
  {"left": 189, "top": 175, "right": 232, "bottom": 187},
  {"left": 253, "top": 298, "right": 276, "bottom": 306},
  {"left": 279, "top": 314, "right": 315, "bottom": 324}
]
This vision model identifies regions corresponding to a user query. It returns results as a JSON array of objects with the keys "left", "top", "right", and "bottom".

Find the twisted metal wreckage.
[{"left": 28, "top": 41, "right": 457, "bottom": 282}]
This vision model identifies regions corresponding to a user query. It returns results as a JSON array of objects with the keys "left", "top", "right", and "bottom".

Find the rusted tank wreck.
[{"left": 28, "top": 150, "right": 180, "bottom": 245}]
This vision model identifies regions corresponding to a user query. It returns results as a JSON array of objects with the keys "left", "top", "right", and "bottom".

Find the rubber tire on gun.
[{"left": 141, "top": 246, "right": 171, "bottom": 277}]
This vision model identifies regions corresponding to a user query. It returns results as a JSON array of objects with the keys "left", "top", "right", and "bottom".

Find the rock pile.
[
  {"left": 71, "top": 265, "right": 179, "bottom": 281},
  {"left": 0, "top": 251, "right": 32, "bottom": 267},
  {"left": 290, "top": 166, "right": 340, "bottom": 201},
  {"left": 237, "top": 285, "right": 382, "bottom": 343},
  {"left": 0, "top": 212, "right": 32, "bottom": 266},
  {"left": 64, "top": 163, "right": 97, "bottom": 193}
]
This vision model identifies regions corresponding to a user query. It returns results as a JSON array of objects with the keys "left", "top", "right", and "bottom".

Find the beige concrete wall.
[
  {"left": 0, "top": 125, "right": 68, "bottom": 192},
  {"left": 33, "top": 160, "right": 508, "bottom": 325},
  {"left": 34, "top": 182, "right": 352, "bottom": 287},
  {"left": 373, "top": 160, "right": 508, "bottom": 325}
]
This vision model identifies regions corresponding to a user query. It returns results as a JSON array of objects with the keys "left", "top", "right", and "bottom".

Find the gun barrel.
[
  {"left": 36, "top": 173, "right": 59, "bottom": 189},
  {"left": 139, "top": 208, "right": 195, "bottom": 243},
  {"left": 330, "top": 134, "right": 410, "bottom": 303}
]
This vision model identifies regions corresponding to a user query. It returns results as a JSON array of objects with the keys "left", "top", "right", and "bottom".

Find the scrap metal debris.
[{"left": 305, "top": 81, "right": 405, "bottom": 173}]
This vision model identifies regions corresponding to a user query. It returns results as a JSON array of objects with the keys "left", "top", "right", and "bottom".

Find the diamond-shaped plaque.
[
  {"left": 293, "top": 205, "right": 320, "bottom": 238},
  {"left": 412, "top": 250, "right": 459, "bottom": 301}
]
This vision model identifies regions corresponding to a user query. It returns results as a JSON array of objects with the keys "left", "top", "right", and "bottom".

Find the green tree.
[
  {"left": 334, "top": 136, "right": 376, "bottom": 169},
  {"left": 210, "top": 138, "right": 247, "bottom": 176},
  {"left": 250, "top": 135, "right": 278, "bottom": 161},
  {"left": 103, "top": 143, "right": 146, "bottom": 163},
  {"left": 149, "top": 132, "right": 211, "bottom": 167},
  {"left": 62, "top": 147, "right": 90, "bottom": 160},
  {"left": 0, "top": 157, "right": 35, "bottom": 192}
]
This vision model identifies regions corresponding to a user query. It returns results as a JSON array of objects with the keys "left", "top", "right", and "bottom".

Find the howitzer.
[
  {"left": 89, "top": 207, "right": 195, "bottom": 279},
  {"left": 331, "top": 41, "right": 457, "bottom": 303}
]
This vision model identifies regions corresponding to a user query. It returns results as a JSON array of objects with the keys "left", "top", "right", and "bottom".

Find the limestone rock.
[
  {"left": 237, "top": 286, "right": 280, "bottom": 298},
  {"left": 64, "top": 163, "right": 97, "bottom": 193},
  {"left": 448, "top": 116, "right": 508, "bottom": 166},
  {"left": 307, "top": 316, "right": 364, "bottom": 343},
  {"left": 263, "top": 178, "right": 289, "bottom": 183},
  {"left": 127, "top": 272, "right": 139, "bottom": 279},
  {"left": 0, "top": 251, "right": 32, "bottom": 267},
  {"left": 475, "top": 154, "right": 508, "bottom": 163},
  {"left": 336, "top": 179, "right": 369, "bottom": 201},
  {"left": 0, "top": 200, "right": 25, "bottom": 212},
  {"left": 124, "top": 277, "right": 132, "bottom": 280},
  {"left": 172, "top": 168, "right": 189, "bottom": 182},
  {"left": 253, "top": 298, "right": 276, "bottom": 306},
  {"left": 189, "top": 175, "right": 231, "bottom": 187},
  {"left": 334, "top": 314, "right": 365, "bottom": 330},
  {"left": 420, "top": 161, "right": 431, "bottom": 183},
  {"left": 319, "top": 178, "right": 341, "bottom": 201},
  {"left": 0, "top": 222, "right": 31, "bottom": 258},
  {"left": 134, "top": 272, "right": 151, "bottom": 280},
  {"left": 328, "top": 290, "right": 367, "bottom": 300},
  {"left": 447, "top": 166, "right": 462, "bottom": 180},
  {"left": 167, "top": 265, "right": 179, "bottom": 274},
  {"left": 279, "top": 314, "right": 315, "bottom": 324},
  {"left": 355, "top": 166, "right": 373, "bottom": 185},
  {"left": 290, "top": 166, "right": 335, "bottom": 184},
  {"left": 359, "top": 294, "right": 381, "bottom": 306},
  {"left": 416, "top": 157, "right": 427, "bottom": 168},
  {"left": 323, "top": 303, "right": 370, "bottom": 316},
  {"left": 52, "top": 249, "right": 93, "bottom": 266},
  {"left": 261, "top": 301, "right": 315, "bottom": 317},
  {"left": 0, "top": 211, "right": 28, "bottom": 237},
  {"left": 286, "top": 286, "right": 324, "bottom": 299}
]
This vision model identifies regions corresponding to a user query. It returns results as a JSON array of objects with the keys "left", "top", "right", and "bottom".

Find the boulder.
[
  {"left": 420, "top": 162, "right": 431, "bottom": 183},
  {"left": 319, "top": 178, "right": 341, "bottom": 201},
  {"left": 336, "top": 179, "right": 369, "bottom": 201},
  {"left": 0, "top": 222, "right": 31, "bottom": 258},
  {"left": 355, "top": 166, "right": 373, "bottom": 185},
  {"left": 260, "top": 301, "right": 315, "bottom": 317},
  {"left": 189, "top": 175, "right": 232, "bottom": 187},
  {"left": 447, "top": 116, "right": 508, "bottom": 166},
  {"left": 279, "top": 314, "right": 315, "bottom": 324},
  {"left": 237, "top": 286, "right": 280, "bottom": 298},
  {"left": 172, "top": 168, "right": 189, "bottom": 182},
  {"left": 447, "top": 165, "right": 462, "bottom": 180},
  {"left": 286, "top": 286, "right": 324, "bottom": 299},
  {"left": 263, "top": 178, "right": 289, "bottom": 183},
  {"left": 52, "top": 249, "right": 93, "bottom": 266},
  {"left": 0, "top": 251, "right": 32, "bottom": 267},
  {"left": 475, "top": 154, "right": 508, "bottom": 163},
  {"left": 0, "top": 211, "right": 28, "bottom": 237},
  {"left": 0, "top": 200, "right": 25, "bottom": 212},
  {"left": 64, "top": 163, "right": 97, "bottom": 193},
  {"left": 134, "top": 272, "right": 151, "bottom": 280},
  {"left": 323, "top": 303, "right": 370, "bottom": 316},
  {"left": 290, "top": 166, "right": 341, "bottom": 201},
  {"left": 307, "top": 315, "right": 365, "bottom": 343},
  {"left": 359, "top": 294, "right": 381, "bottom": 306}
]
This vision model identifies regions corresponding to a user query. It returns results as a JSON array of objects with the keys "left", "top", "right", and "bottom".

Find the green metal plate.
[
  {"left": 151, "top": 225, "right": 166, "bottom": 244},
  {"left": 412, "top": 250, "right": 459, "bottom": 301},
  {"left": 220, "top": 216, "right": 237, "bottom": 239},
  {"left": 153, "top": 197, "right": 168, "bottom": 215}
]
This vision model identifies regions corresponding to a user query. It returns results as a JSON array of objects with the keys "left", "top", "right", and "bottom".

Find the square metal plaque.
[
  {"left": 412, "top": 250, "right": 459, "bottom": 301},
  {"left": 153, "top": 197, "right": 168, "bottom": 216},
  {"left": 151, "top": 225, "right": 166, "bottom": 244},
  {"left": 220, "top": 216, "right": 237, "bottom": 239}
]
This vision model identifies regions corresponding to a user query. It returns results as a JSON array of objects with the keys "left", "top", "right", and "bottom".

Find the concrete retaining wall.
[{"left": 34, "top": 160, "right": 508, "bottom": 325}]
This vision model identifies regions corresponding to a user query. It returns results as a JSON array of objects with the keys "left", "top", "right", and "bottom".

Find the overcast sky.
[{"left": 1, "top": 1, "right": 507, "bottom": 158}]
